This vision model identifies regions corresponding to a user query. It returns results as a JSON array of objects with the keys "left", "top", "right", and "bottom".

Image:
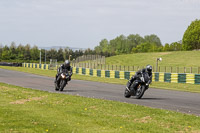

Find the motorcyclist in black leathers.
[
  {"left": 54, "top": 60, "right": 73, "bottom": 84},
  {"left": 126, "top": 65, "right": 152, "bottom": 92}
]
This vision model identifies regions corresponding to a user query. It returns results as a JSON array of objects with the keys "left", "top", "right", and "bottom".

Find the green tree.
[
  {"left": 84, "top": 48, "right": 94, "bottom": 55},
  {"left": 109, "top": 39, "right": 117, "bottom": 55},
  {"left": 114, "top": 35, "right": 127, "bottom": 54},
  {"left": 144, "top": 34, "right": 162, "bottom": 47},
  {"left": 163, "top": 43, "right": 171, "bottom": 51},
  {"left": 30, "top": 45, "right": 40, "bottom": 61},
  {"left": 2, "top": 45, "right": 10, "bottom": 60},
  {"left": 24, "top": 44, "right": 31, "bottom": 61},
  {"left": 149, "top": 43, "right": 159, "bottom": 52},
  {"left": 63, "top": 47, "right": 70, "bottom": 60},
  {"left": 68, "top": 49, "right": 74, "bottom": 61},
  {"left": 127, "top": 34, "right": 144, "bottom": 49},
  {"left": 17, "top": 44, "right": 25, "bottom": 61},
  {"left": 9, "top": 42, "right": 17, "bottom": 60},
  {"left": 47, "top": 49, "right": 57, "bottom": 60},
  {"left": 132, "top": 42, "right": 151, "bottom": 53},
  {"left": 0, "top": 44, "right": 2, "bottom": 61},
  {"left": 57, "top": 48, "right": 64, "bottom": 62},
  {"left": 100, "top": 39, "right": 109, "bottom": 53},
  {"left": 94, "top": 46, "right": 101, "bottom": 55},
  {"left": 182, "top": 19, "right": 200, "bottom": 50},
  {"left": 170, "top": 42, "right": 182, "bottom": 51},
  {"left": 40, "top": 49, "right": 46, "bottom": 63},
  {"left": 94, "top": 39, "right": 110, "bottom": 56}
]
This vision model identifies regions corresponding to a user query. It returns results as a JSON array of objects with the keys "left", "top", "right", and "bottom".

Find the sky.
[{"left": 0, "top": 0, "right": 200, "bottom": 49}]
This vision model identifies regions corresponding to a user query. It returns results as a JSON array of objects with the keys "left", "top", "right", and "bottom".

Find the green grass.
[
  {"left": 1, "top": 82, "right": 200, "bottom": 133},
  {"left": 104, "top": 51, "right": 200, "bottom": 73},
  {"left": 1, "top": 66, "right": 200, "bottom": 93},
  {"left": 106, "top": 51, "right": 200, "bottom": 67}
]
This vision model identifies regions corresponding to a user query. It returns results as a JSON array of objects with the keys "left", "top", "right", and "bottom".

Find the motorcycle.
[
  {"left": 124, "top": 72, "right": 151, "bottom": 99},
  {"left": 55, "top": 71, "right": 70, "bottom": 91}
]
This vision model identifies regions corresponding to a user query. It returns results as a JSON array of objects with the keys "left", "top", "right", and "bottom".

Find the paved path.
[{"left": 1, "top": 68, "right": 200, "bottom": 116}]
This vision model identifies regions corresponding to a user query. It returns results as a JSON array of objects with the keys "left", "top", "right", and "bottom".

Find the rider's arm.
[
  {"left": 70, "top": 67, "right": 73, "bottom": 76},
  {"left": 135, "top": 70, "right": 142, "bottom": 77},
  {"left": 149, "top": 73, "right": 153, "bottom": 84},
  {"left": 58, "top": 65, "right": 64, "bottom": 74}
]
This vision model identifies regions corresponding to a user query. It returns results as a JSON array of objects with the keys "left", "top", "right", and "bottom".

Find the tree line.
[
  {"left": 0, "top": 42, "right": 95, "bottom": 63},
  {"left": 94, "top": 19, "right": 200, "bottom": 56},
  {"left": 94, "top": 34, "right": 184, "bottom": 56},
  {"left": 0, "top": 38, "right": 183, "bottom": 63}
]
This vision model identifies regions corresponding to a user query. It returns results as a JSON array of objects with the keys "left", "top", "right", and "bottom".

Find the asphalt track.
[{"left": 1, "top": 68, "right": 200, "bottom": 116}]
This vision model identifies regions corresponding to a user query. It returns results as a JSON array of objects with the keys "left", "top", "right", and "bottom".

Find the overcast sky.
[{"left": 0, "top": 0, "right": 200, "bottom": 49}]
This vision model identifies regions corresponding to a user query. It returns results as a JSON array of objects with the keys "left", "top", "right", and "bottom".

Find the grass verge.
[
  {"left": 0, "top": 66, "right": 200, "bottom": 93},
  {"left": 0, "top": 82, "right": 200, "bottom": 133},
  {"left": 106, "top": 51, "right": 200, "bottom": 67}
]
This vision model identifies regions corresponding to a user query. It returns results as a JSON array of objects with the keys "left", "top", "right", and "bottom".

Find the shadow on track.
[
  {"left": 139, "top": 97, "right": 167, "bottom": 100},
  {"left": 61, "top": 90, "right": 82, "bottom": 92}
]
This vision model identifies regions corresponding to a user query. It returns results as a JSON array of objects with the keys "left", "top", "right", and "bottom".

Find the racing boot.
[{"left": 54, "top": 74, "right": 58, "bottom": 83}]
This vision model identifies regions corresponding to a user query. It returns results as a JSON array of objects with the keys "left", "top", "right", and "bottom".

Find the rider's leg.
[
  {"left": 54, "top": 74, "right": 60, "bottom": 83},
  {"left": 126, "top": 76, "right": 136, "bottom": 91},
  {"left": 54, "top": 74, "right": 58, "bottom": 83}
]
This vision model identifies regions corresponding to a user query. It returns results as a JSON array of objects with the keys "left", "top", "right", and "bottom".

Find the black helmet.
[
  {"left": 64, "top": 60, "right": 70, "bottom": 67},
  {"left": 146, "top": 65, "right": 152, "bottom": 72}
]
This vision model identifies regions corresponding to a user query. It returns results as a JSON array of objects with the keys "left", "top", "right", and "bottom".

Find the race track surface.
[{"left": 1, "top": 68, "right": 200, "bottom": 116}]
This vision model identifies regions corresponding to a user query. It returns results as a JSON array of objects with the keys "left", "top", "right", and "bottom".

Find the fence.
[
  {"left": 71, "top": 55, "right": 106, "bottom": 64},
  {"left": 71, "top": 63, "right": 200, "bottom": 74}
]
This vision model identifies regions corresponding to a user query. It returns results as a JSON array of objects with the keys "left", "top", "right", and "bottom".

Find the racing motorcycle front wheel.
[{"left": 135, "top": 84, "right": 145, "bottom": 99}]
